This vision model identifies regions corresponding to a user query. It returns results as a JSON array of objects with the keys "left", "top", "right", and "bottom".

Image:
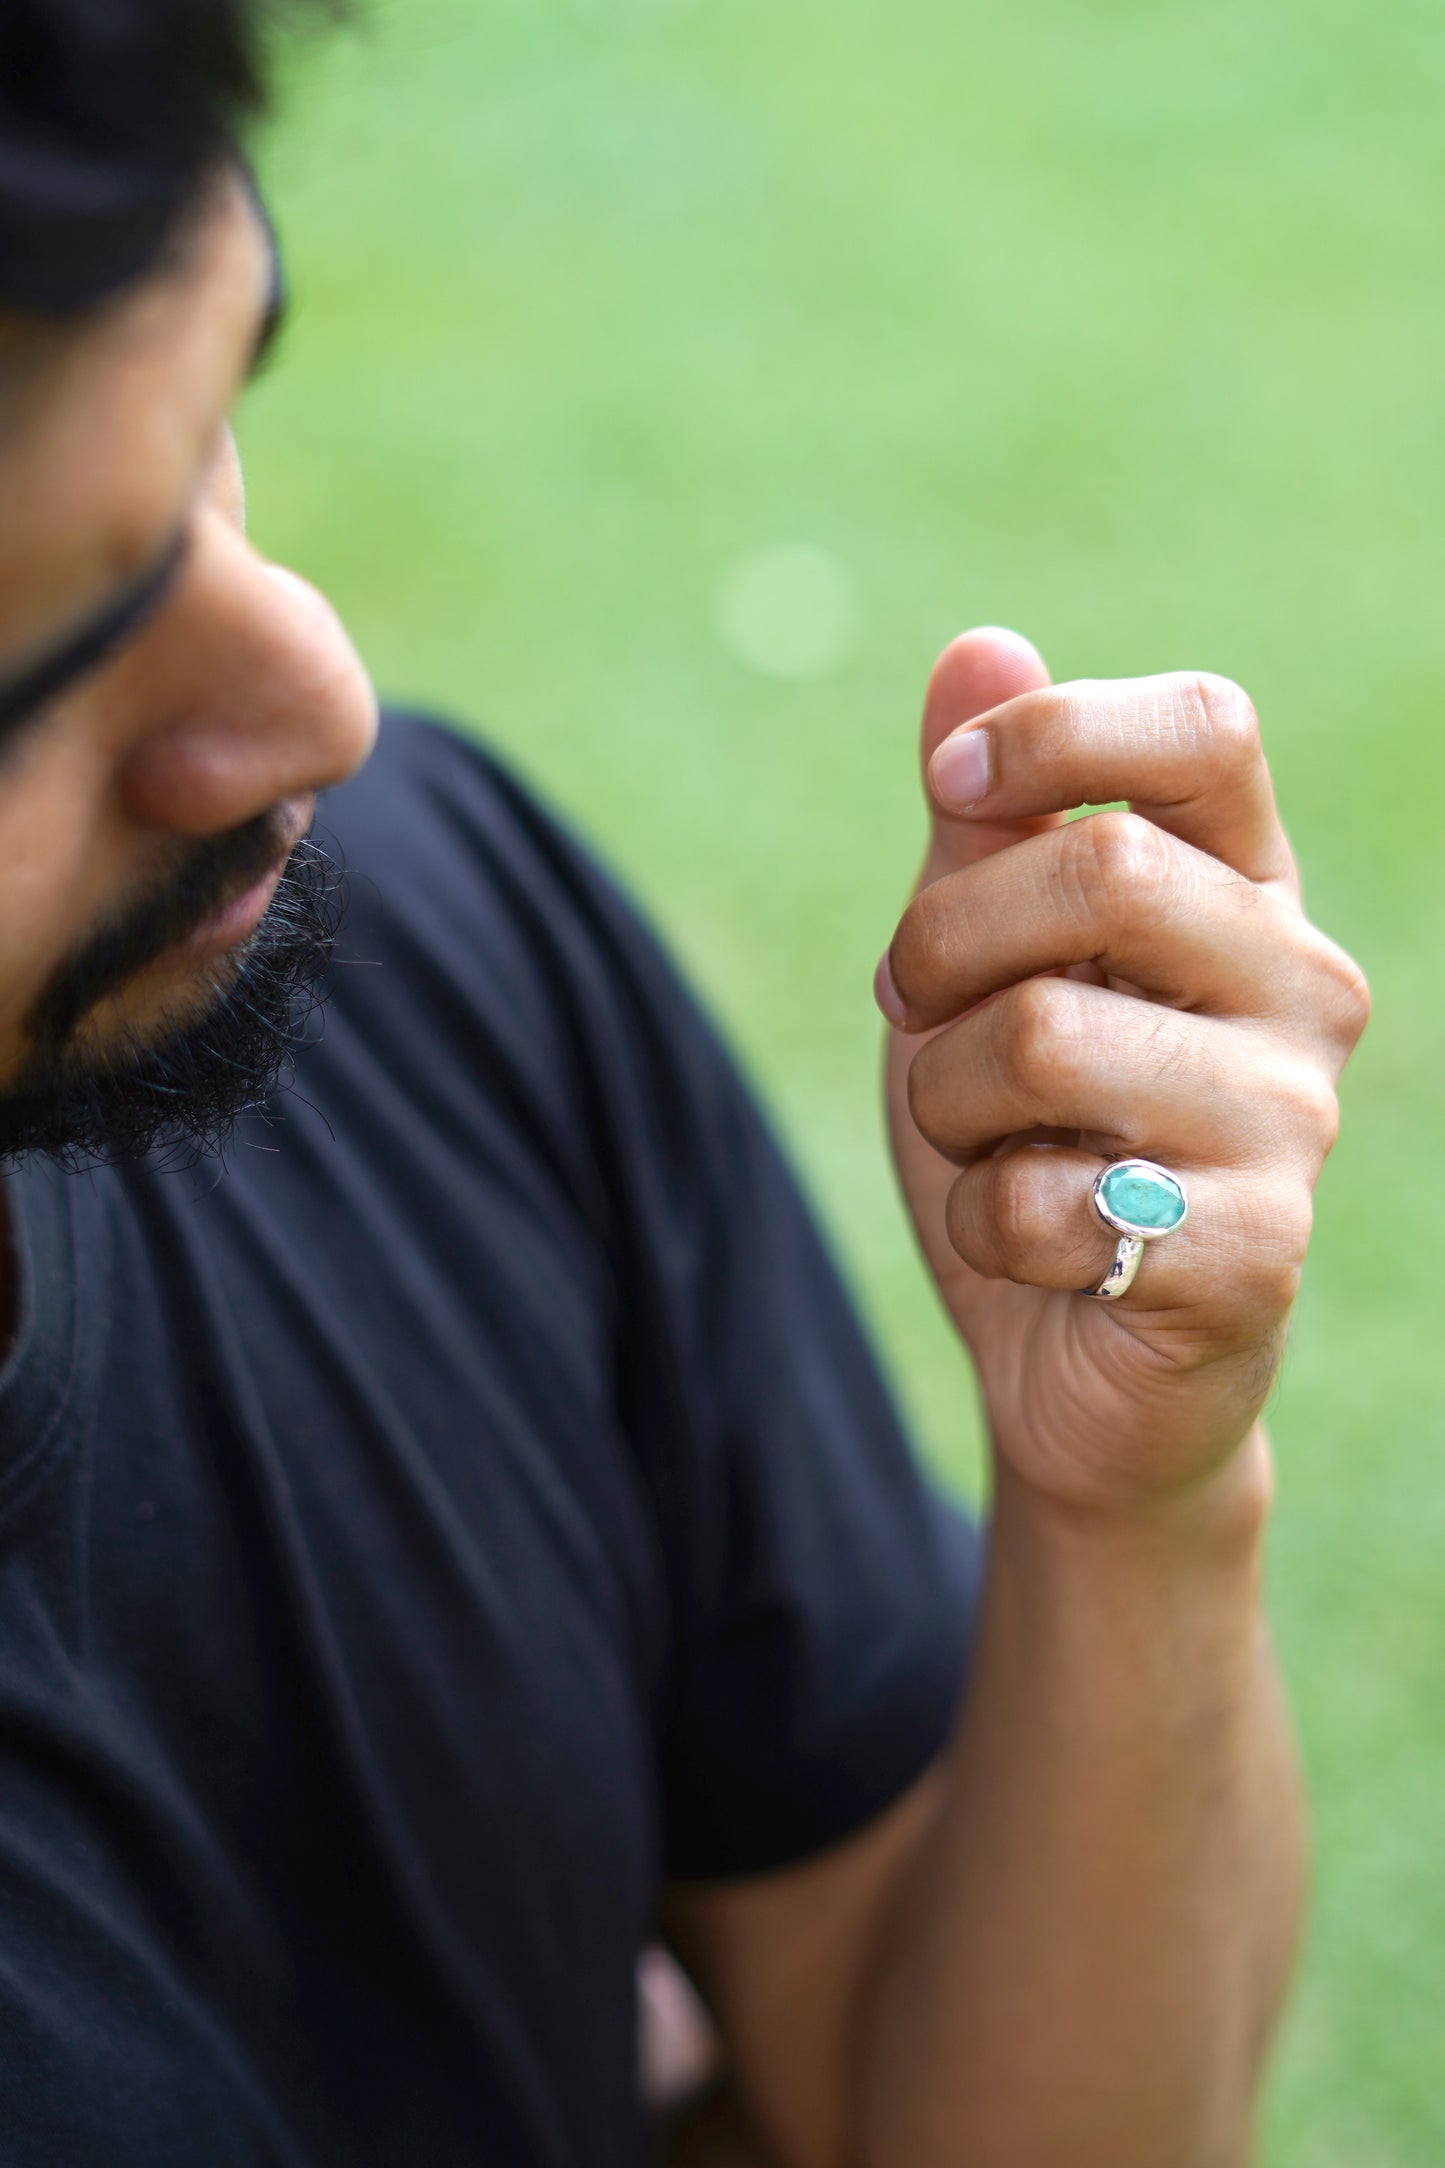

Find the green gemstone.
[{"left": 1099, "top": 1162, "right": 1187, "bottom": 1234}]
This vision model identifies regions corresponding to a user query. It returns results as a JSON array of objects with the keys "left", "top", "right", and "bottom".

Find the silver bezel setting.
[{"left": 1091, "top": 1157, "right": 1190, "bottom": 1243}]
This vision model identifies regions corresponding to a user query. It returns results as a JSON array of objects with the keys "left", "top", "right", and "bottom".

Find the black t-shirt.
[{"left": 0, "top": 714, "right": 978, "bottom": 2166}]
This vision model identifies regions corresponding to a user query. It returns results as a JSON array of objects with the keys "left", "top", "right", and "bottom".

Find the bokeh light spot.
[{"left": 715, "top": 544, "right": 857, "bottom": 681}]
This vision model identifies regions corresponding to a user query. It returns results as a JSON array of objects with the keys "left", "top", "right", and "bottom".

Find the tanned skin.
[
  {"left": 663, "top": 636, "right": 1364, "bottom": 2167},
  {"left": 0, "top": 173, "right": 1365, "bottom": 2168}
]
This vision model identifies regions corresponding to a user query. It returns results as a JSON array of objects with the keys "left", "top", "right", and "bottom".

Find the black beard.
[{"left": 0, "top": 835, "right": 344, "bottom": 1172}]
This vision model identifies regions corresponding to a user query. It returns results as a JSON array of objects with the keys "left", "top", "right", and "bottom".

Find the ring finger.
[{"left": 943, "top": 1144, "right": 1309, "bottom": 1313}]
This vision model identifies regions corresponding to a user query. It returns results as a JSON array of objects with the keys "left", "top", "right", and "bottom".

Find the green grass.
[{"left": 241, "top": 0, "right": 1445, "bottom": 2153}]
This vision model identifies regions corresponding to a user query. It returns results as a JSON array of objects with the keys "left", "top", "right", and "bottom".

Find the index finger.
[{"left": 926, "top": 670, "right": 1299, "bottom": 892}]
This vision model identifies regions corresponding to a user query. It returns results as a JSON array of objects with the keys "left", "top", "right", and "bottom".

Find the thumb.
[{"left": 916, "top": 625, "right": 1054, "bottom": 889}]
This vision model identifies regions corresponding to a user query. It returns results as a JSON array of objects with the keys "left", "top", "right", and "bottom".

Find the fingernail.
[
  {"left": 930, "top": 727, "right": 991, "bottom": 811},
  {"left": 873, "top": 950, "right": 910, "bottom": 1028}
]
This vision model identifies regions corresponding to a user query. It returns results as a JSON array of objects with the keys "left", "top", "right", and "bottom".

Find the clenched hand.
[{"left": 876, "top": 627, "right": 1369, "bottom": 1516}]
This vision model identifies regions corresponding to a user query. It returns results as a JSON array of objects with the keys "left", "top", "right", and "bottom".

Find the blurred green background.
[{"left": 243, "top": 0, "right": 1445, "bottom": 2155}]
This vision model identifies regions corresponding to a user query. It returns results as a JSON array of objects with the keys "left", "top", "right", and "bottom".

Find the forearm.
[
  {"left": 675, "top": 643, "right": 1357, "bottom": 2168},
  {"left": 857, "top": 1433, "right": 1305, "bottom": 2168}
]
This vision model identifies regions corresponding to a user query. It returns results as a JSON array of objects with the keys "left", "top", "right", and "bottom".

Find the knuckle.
[
  {"left": 997, "top": 977, "right": 1086, "bottom": 1103},
  {"left": 905, "top": 1034, "right": 965, "bottom": 1159},
  {"left": 1288, "top": 924, "right": 1371, "bottom": 1051},
  {"left": 1253, "top": 1233, "right": 1310, "bottom": 1313},
  {"left": 887, "top": 896, "right": 933, "bottom": 1009},
  {"left": 904, "top": 1039, "right": 944, "bottom": 1142},
  {"left": 1233, "top": 1182, "right": 1314, "bottom": 1313},
  {"left": 988, "top": 1153, "right": 1055, "bottom": 1266},
  {"left": 944, "top": 1174, "right": 989, "bottom": 1271},
  {"left": 1186, "top": 672, "right": 1262, "bottom": 778},
  {"left": 889, "top": 881, "right": 960, "bottom": 1011},
  {"left": 1260, "top": 1179, "right": 1316, "bottom": 1267},
  {"left": 1323, "top": 941, "right": 1372, "bottom": 1046},
  {"left": 1248, "top": 1255, "right": 1305, "bottom": 1320},
  {"left": 945, "top": 1168, "right": 1012, "bottom": 1277},
  {"left": 1290, "top": 1068, "right": 1342, "bottom": 1158},
  {"left": 949, "top": 1155, "right": 1085, "bottom": 1284},
  {"left": 1279, "top": 1188, "right": 1317, "bottom": 1266},
  {"left": 1066, "top": 808, "right": 1173, "bottom": 926}
]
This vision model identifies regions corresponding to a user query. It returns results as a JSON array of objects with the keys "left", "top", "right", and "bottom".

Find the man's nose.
[{"left": 114, "top": 515, "right": 378, "bottom": 837}]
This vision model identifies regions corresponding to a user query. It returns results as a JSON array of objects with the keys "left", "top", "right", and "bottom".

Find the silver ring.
[{"left": 1086, "top": 1158, "right": 1189, "bottom": 1301}]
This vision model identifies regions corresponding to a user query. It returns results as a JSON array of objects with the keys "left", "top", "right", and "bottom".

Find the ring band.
[
  {"left": 1092, "top": 1234, "right": 1147, "bottom": 1300},
  {"left": 1086, "top": 1158, "right": 1189, "bottom": 1302}
]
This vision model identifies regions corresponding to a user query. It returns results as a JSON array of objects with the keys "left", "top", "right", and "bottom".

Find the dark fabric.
[{"left": 0, "top": 713, "right": 979, "bottom": 2167}]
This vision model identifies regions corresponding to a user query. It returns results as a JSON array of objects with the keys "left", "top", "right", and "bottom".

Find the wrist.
[
  {"left": 990, "top": 1424, "right": 1275, "bottom": 1579},
  {"left": 976, "top": 1440, "right": 1275, "bottom": 1731}
]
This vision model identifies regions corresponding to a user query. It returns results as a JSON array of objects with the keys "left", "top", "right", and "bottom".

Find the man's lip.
[
  {"left": 161, "top": 861, "right": 288, "bottom": 965},
  {"left": 151, "top": 795, "right": 314, "bottom": 971}
]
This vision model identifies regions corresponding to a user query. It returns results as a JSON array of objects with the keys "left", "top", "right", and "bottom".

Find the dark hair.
[{"left": 0, "top": 0, "right": 323, "bottom": 321}]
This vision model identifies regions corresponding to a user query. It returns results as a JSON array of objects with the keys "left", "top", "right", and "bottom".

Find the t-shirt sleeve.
[{"left": 388, "top": 716, "right": 983, "bottom": 1882}]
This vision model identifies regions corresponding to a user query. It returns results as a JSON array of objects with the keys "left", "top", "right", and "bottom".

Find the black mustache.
[{"left": 27, "top": 806, "right": 298, "bottom": 1055}]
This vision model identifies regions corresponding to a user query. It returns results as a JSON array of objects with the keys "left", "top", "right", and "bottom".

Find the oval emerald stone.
[{"left": 1098, "top": 1161, "right": 1187, "bottom": 1235}]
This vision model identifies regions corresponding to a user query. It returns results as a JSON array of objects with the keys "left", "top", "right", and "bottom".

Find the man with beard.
[{"left": 0, "top": 4, "right": 1369, "bottom": 2164}]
